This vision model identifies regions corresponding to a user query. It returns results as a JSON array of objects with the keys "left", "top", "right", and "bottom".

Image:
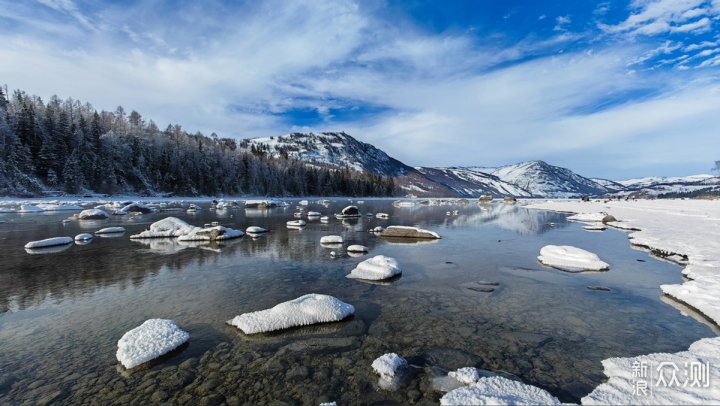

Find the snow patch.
[
  {"left": 440, "top": 376, "right": 562, "bottom": 405},
  {"left": 116, "top": 319, "right": 189, "bottom": 369}
]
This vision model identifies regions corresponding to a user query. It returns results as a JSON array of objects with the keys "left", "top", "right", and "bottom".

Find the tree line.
[{"left": 0, "top": 86, "right": 398, "bottom": 198}]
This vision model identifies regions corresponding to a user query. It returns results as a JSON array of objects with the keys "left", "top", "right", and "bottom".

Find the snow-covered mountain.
[
  {"left": 238, "top": 132, "right": 413, "bottom": 177},
  {"left": 485, "top": 161, "right": 610, "bottom": 198},
  {"left": 412, "top": 167, "right": 531, "bottom": 197},
  {"left": 615, "top": 175, "right": 715, "bottom": 188}
]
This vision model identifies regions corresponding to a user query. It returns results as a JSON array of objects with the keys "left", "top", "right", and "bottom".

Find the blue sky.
[{"left": 1, "top": 0, "right": 719, "bottom": 179}]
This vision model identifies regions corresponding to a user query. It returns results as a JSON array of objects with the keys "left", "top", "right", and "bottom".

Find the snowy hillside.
[
  {"left": 590, "top": 178, "right": 625, "bottom": 190},
  {"left": 616, "top": 175, "right": 715, "bottom": 188},
  {"left": 485, "top": 161, "right": 609, "bottom": 198},
  {"left": 239, "top": 132, "right": 412, "bottom": 177},
  {"left": 414, "top": 167, "right": 531, "bottom": 198}
]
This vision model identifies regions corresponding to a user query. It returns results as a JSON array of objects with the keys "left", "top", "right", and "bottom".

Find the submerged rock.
[
  {"left": 381, "top": 226, "right": 441, "bottom": 239},
  {"left": 587, "top": 286, "right": 611, "bottom": 291}
]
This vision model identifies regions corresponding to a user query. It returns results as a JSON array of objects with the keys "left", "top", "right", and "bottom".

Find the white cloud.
[
  {"left": 554, "top": 15, "right": 571, "bottom": 31},
  {"left": 626, "top": 40, "right": 683, "bottom": 65},
  {"left": 600, "top": 0, "right": 716, "bottom": 36}
]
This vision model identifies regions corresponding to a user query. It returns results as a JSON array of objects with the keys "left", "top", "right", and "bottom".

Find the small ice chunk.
[
  {"left": 449, "top": 367, "right": 481, "bottom": 385},
  {"left": 24, "top": 237, "right": 73, "bottom": 249},
  {"left": 116, "top": 319, "right": 189, "bottom": 369},
  {"left": 95, "top": 227, "right": 126, "bottom": 234},
  {"left": 372, "top": 353, "right": 407, "bottom": 378},
  {"left": 246, "top": 226, "right": 267, "bottom": 234},
  {"left": 538, "top": 245, "right": 609, "bottom": 271},
  {"left": 347, "top": 245, "right": 369, "bottom": 252},
  {"left": 227, "top": 294, "right": 355, "bottom": 334},
  {"left": 346, "top": 255, "right": 401, "bottom": 280},
  {"left": 321, "top": 235, "right": 344, "bottom": 244},
  {"left": 75, "top": 233, "right": 93, "bottom": 241},
  {"left": 440, "top": 376, "right": 562, "bottom": 405},
  {"left": 78, "top": 209, "right": 109, "bottom": 220}
]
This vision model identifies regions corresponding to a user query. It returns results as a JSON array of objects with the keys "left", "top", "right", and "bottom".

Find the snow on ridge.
[{"left": 616, "top": 174, "right": 715, "bottom": 188}]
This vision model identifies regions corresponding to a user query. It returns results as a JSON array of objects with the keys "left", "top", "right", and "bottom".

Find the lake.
[{"left": 0, "top": 199, "right": 714, "bottom": 405}]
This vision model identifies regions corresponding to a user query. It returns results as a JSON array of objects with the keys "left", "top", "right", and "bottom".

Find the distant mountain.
[
  {"left": 615, "top": 175, "right": 715, "bottom": 189},
  {"left": 238, "top": 132, "right": 413, "bottom": 177},
  {"left": 486, "top": 160, "right": 610, "bottom": 198},
  {"left": 412, "top": 167, "right": 531, "bottom": 197}
]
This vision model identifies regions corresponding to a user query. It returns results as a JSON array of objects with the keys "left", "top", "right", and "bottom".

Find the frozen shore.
[{"left": 528, "top": 199, "right": 720, "bottom": 404}]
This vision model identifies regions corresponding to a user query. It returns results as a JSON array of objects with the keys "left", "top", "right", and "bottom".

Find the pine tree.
[
  {"left": 62, "top": 149, "right": 84, "bottom": 194},
  {"left": 46, "top": 169, "right": 59, "bottom": 189}
]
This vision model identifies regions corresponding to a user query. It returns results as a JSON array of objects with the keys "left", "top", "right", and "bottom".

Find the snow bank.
[
  {"left": 581, "top": 223, "right": 607, "bottom": 231},
  {"left": 227, "top": 294, "right": 355, "bottom": 334},
  {"left": 538, "top": 245, "right": 609, "bottom": 272},
  {"left": 320, "top": 235, "right": 344, "bottom": 244},
  {"left": 381, "top": 225, "right": 441, "bottom": 239},
  {"left": 582, "top": 337, "right": 720, "bottom": 405},
  {"left": 440, "top": 376, "right": 562, "bottom": 406},
  {"left": 0, "top": 208, "right": 15, "bottom": 213},
  {"left": 567, "top": 212, "right": 608, "bottom": 222},
  {"left": 24, "top": 237, "right": 73, "bottom": 249},
  {"left": 95, "top": 227, "right": 126, "bottom": 234},
  {"left": 116, "top": 319, "right": 189, "bottom": 369},
  {"left": 346, "top": 255, "right": 401, "bottom": 280},
  {"left": 177, "top": 226, "right": 243, "bottom": 241},
  {"left": 130, "top": 217, "right": 199, "bottom": 239},
  {"left": 35, "top": 203, "right": 84, "bottom": 211},
  {"left": 246, "top": 226, "right": 267, "bottom": 234},
  {"left": 18, "top": 205, "right": 44, "bottom": 212},
  {"left": 75, "top": 233, "right": 93, "bottom": 241},
  {"left": 347, "top": 245, "right": 368, "bottom": 252},
  {"left": 77, "top": 209, "right": 109, "bottom": 220},
  {"left": 372, "top": 353, "right": 407, "bottom": 378}
]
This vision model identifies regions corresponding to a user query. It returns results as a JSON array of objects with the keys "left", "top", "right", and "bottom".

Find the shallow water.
[{"left": 0, "top": 199, "right": 715, "bottom": 405}]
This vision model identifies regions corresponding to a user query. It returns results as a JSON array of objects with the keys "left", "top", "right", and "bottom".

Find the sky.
[{"left": 1, "top": 0, "right": 719, "bottom": 180}]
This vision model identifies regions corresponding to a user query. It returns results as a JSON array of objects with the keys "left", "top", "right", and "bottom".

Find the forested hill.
[{"left": 0, "top": 87, "right": 397, "bottom": 197}]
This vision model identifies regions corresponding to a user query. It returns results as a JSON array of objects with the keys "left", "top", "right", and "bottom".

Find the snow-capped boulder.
[
  {"left": 381, "top": 226, "right": 441, "bottom": 239},
  {"left": 287, "top": 220, "right": 306, "bottom": 227},
  {"left": 246, "top": 226, "right": 267, "bottom": 234},
  {"left": 177, "top": 226, "right": 243, "bottom": 241},
  {"left": 336, "top": 206, "right": 361, "bottom": 218},
  {"left": 376, "top": 213, "right": 389, "bottom": 219},
  {"left": 372, "top": 353, "right": 408, "bottom": 378},
  {"left": 130, "top": 217, "right": 199, "bottom": 239},
  {"left": 227, "top": 294, "right": 355, "bottom": 334},
  {"left": 369, "top": 226, "right": 385, "bottom": 233},
  {"left": 346, "top": 255, "right": 401, "bottom": 280},
  {"left": 75, "top": 234, "right": 93, "bottom": 241},
  {"left": 78, "top": 209, "right": 109, "bottom": 220},
  {"left": 320, "top": 235, "right": 344, "bottom": 244},
  {"left": 24, "top": 237, "right": 73, "bottom": 249},
  {"left": 538, "top": 245, "right": 609, "bottom": 272},
  {"left": 347, "top": 245, "right": 368, "bottom": 253},
  {"left": 116, "top": 203, "right": 153, "bottom": 215},
  {"left": 95, "top": 227, "right": 126, "bottom": 234},
  {"left": 440, "top": 376, "right": 562, "bottom": 406},
  {"left": 307, "top": 211, "right": 321, "bottom": 217},
  {"left": 116, "top": 319, "right": 189, "bottom": 369},
  {"left": 477, "top": 195, "right": 493, "bottom": 202}
]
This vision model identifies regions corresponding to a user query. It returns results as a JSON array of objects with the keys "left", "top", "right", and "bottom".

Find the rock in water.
[
  {"left": 226, "top": 294, "right": 355, "bottom": 334},
  {"left": 78, "top": 209, "right": 109, "bottom": 220},
  {"left": 538, "top": 245, "right": 609, "bottom": 272},
  {"left": 587, "top": 286, "right": 611, "bottom": 291},
  {"left": 380, "top": 226, "right": 441, "bottom": 239},
  {"left": 116, "top": 319, "right": 189, "bottom": 369},
  {"left": 346, "top": 255, "right": 401, "bottom": 280}
]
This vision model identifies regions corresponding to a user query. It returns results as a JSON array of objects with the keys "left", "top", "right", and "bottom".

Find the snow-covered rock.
[
  {"left": 307, "top": 211, "right": 321, "bottom": 217},
  {"left": 287, "top": 220, "right": 306, "bottom": 227},
  {"left": 320, "top": 235, "right": 344, "bottom": 244},
  {"left": 116, "top": 319, "right": 189, "bottom": 369},
  {"left": 95, "top": 227, "right": 126, "bottom": 234},
  {"left": 24, "top": 237, "right": 73, "bottom": 249},
  {"left": 246, "top": 226, "right": 267, "bottom": 234},
  {"left": 369, "top": 226, "right": 385, "bottom": 233},
  {"left": 130, "top": 217, "right": 199, "bottom": 239},
  {"left": 582, "top": 337, "right": 720, "bottom": 405},
  {"left": 227, "top": 294, "right": 355, "bottom": 334},
  {"left": 75, "top": 234, "right": 93, "bottom": 241},
  {"left": 244, "top": 200, "right": 277, "bottom": 208},
  {"left": 440, "top": 376, "right": 562, "bottom": 405},
  {"left": 449, "top": 367, "right": 482, "bottom": 385},
  {"left": 347, "top": 245, "right": 369, "bottom": 253},
  {"left": 376, "top": 213, "right": 390, "bottom": 219},
  {"left": 336, "top": 205, "right": 361, "bottom": 218},
  {"left": 538, "top": 245, "right": 609, "bottom": 272},
  {"left": 372, "top": 353, "right": 407, "bottom": 378},
  {"left": 346, "top": 255, "right": 401, "bottom": 280},
  {"left": 115, "top": 202, "right": 153, "bottom": 215},
  {"left": 381, "top": 225, "right": 441, "bottom": 239},
  {"left": 177, "top": 226, "right": 243, "bottom": 241},
  {"left": 78, "top": 209, "right": 109, "bottom": 220}
]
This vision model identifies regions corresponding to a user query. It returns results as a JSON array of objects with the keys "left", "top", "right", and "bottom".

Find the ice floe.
[
  {"left": 227, "top": 294, "right": 355, "bottom": 334},
  {"left": 177, "top": 226, "right": 243, "bottom": 241},
  {"left": 346, "top": 255, "right": 401, "bottom": 280},
  {"left": 582, "top": 337, "right": 720, "bottom": 405},
  {"left": 320, "top": 235, "right": 344, "bottom": 244},
  {"left": 381, "top": 225, "right": 441, "bottom": 239},
  {"left": 537, "top": 245, "right": 609, "bottom": 272},
  {"left": 78, "top": 209, "right": 109, "bottom": 220},
  {"left": 24, "top": 237, "right": 73, "bottom": 249},
  {"left": 130, "top": 217, "right": 199, "bottom": 239},
  {"left": 440, "top": 376, "right": 562, "bottom": 405},
  {"left": 95, "top": 227, "right": 126, "bottom": 234},
  {"left": 116, "top": 319, "right": 189, "bottom": 370}
]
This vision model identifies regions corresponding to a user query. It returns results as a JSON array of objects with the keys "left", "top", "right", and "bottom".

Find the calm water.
[{"left": 0, "top": 199, "right": 715, "bottom": 405}]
